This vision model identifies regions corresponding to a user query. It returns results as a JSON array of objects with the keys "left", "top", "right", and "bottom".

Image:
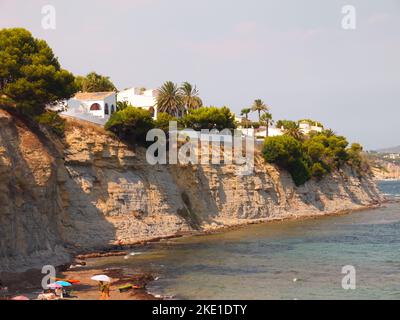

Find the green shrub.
[
  {"left": 288, "top": 158, "right": 311, "bottom": 186},
  {"left": 154, "top": 112, "right": 178, "bottom": 132},
  {"left": 181, "top": 106, "right": 236, "bottom": 131},
  {"left": 304, "top": 140, "right": 325, "bottom": 162},
  {"left": 347, "top": 143, "right": 370, "bottom": 174},
  {"left": 116, "top": 101, "right": 131, "bottom": 111},
  {"left": 105, "top": 107, "right": 154, "bottom": 143},
  {"left": 0, "top": 28, "right": 76, "bottom": 116},
  {"left": 262, "top": 131, "right": 366, "bottom": 186},
  {"left": 262, "top": 135, "right": 310, "bottom": 186},
  {"left": 311, "top": 162, "right": 327, "bottom": 180},
  {"left": 251, "top": 121, "right": 260, "bottom": 129},
  {"left": 35, "top": 111, "right": 66, "bottom": 137},
  {"left": 275, "top": 120, "right": 298, "bottom": 130},
  {"left": 262, "top": 135, "right": 303, "bottom": 166}
]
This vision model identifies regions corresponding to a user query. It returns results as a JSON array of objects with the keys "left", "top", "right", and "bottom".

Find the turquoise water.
[{"left": 89, "top": 181, "right": 400, "bottom": 300}]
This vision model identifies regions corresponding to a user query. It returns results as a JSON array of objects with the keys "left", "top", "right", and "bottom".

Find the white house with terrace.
[
  {"left": 251, "top": 122, "right": 323, "bottom": 140},
  {"left": 60, "top": 91, "right": 117, "bottom": 125},
  {"left": 117, "top": 87, "right": 158, "bottom": 119}
]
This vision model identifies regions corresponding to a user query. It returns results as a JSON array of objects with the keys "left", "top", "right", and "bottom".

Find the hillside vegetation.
[{"left": 262, "top": 131, "right": 369, "bottom": 186}]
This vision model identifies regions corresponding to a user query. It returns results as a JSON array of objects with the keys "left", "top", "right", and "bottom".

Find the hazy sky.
[{"left": 1, "top": 0, "right": 399, "bottom": 150}]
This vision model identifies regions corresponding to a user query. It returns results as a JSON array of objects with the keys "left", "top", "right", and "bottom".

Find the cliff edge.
[{"left": 0, "top": 110, "right": 383, "bottom": 272}]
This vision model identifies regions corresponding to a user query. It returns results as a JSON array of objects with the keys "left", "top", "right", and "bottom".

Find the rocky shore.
[
  {"left": 2, "top": 201, "right": 387, "bottom": 300},
  {"left": 0, "top": 110, "right": 384, "bottom": 283}
]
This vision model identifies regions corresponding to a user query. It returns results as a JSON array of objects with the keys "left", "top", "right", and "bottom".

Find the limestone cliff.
[
  {"left": 372, "top": 162, "right": 400, "bottom": 180},
  {"left": 0, "top": 110, "right": 383, "bottom": 272}
]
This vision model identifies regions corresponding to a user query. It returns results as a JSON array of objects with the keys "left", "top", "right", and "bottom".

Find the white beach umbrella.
[{"left": 91, "top": 275, "right": 111, "bottom": 282}]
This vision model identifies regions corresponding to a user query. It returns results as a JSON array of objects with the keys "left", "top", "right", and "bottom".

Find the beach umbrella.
[
  {"left": 11, "top": 295, "right": 29, "bottom": 300},
  {"left": 56, "top": 281, "right": 72, "bottom": 287},
  {"left": 47, "top": 282, "right": 63, "bottom": 289},
  {"left": 91, "top": 275, "right": 111, "bottom": 282},
  {"left": 54, "top": 277, "right": 80, "bottom": 284}
]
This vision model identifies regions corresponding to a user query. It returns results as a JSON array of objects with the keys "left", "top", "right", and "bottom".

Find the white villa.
[
  {"left": 117, "top": 87, "right": 158, "bottom": 119},
  {"left": 298, "top": 121, "right": 323, "bottom": 134},
  {"left": 60, "top": 91, "right": 117, "bottom": 125},
  {"left": 255, "top": 127, "right": 284, "bottom": 138},
  {"left": 57, "top": 86, "right": 159, "bottom": 125}
]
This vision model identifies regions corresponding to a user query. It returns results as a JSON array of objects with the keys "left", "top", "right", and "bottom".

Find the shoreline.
[
  {"left": 62, "top": 201, "right": 390, "bottom": 300},
  {"left": 1, "top": 200, "right": 390, "bottom": 300},
  {"left": 374, "top": 178, "right": 400, "bottom": 182},
  {"left": 75, "top": 201, "right": 385, "bottom": 260}
]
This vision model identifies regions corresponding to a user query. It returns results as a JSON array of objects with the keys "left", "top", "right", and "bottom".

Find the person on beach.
[
  {"left": 99, "top": 281, "right": 110, "bottom": 300},
  {"left": 55, "top": 286, "right": 64, "bottom": 299},
  {"left": 0, "top": 280, "right": 8, "bottom": 299}
]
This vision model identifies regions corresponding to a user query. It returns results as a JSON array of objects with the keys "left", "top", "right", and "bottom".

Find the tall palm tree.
[
  {"left": 180, "top": 82, "right": 203, "bottom": 113},
  {"left": 251, "top": 99, "right": 269, "bottom": 122},
  {"left": 240, "top": 108, "right": 251, "bottom": 128},
  {"left": 260, "top": 112, "right": 273, "bottom": 137},
  {"left": 284, "top": 127, "right": 304, "bottom": 141},
  {"left": 156, "top": 81, "right": 183, "bottom": 117}
]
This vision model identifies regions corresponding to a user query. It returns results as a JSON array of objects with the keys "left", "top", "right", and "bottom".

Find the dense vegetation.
[
  {"left": 0, "top": 28, "right": 77, "bottom": 136},
  {"left": 0, "top": 28, "right": 76, "bottom": 116},
  {"left": 181, "top": 106, "right": 236, "bottom": 131},
  {"left": 275, "top": 120, "right": 299, "bottom": 129},
  {"left": 156, "top": 81, "right": 203, "bottom": 116},
  {"left": 35, "top": 110, "right": 67, "bottom": 137},
  {"left": 262, "top": 130, "right": 368, "bottom": 186},
  {"left": 74, "top": 72, "right": 116, "bottom": 92},
  {"left": 104, "top": 106, "right": 154, "bottom": 143},
  {"left": 0, "top": 28, "right": 370, "bottom": 185},
  {"left": 154, "top": 112, "right": 179, "bottom": 132},
  {"left": 105, "top": 105, "right": 237, "bottom": 143}
]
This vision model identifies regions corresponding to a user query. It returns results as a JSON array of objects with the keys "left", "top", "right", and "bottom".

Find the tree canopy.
[
  {"left": 104, "top": 106, "right": 154, "bottom": 143},
  {"left": 251, "top": 99, "right": 269, "bottom": 122},
  {"left": 263, "top": 130, "right": 368, "bottom": 186},
  {"left": 156, "top": 81, "right": 183, "bottom": 116},
  {"left": 180, "top": 82, "right": 203, "bottom": 111},
  {"left": 156, "top": 81, "right": 203, "bottom": 117},
  {"left": 181, "top": 106, "right": 236, "bottom": 131},
  {"left": 75, "top": 72, "right": 116, "bottom": 92},
  {"left": 275, "top": 120, "right": 299, "bottom": 130},
  {"left": 0, "top": 28, "right": 76, "bottom": 115}
]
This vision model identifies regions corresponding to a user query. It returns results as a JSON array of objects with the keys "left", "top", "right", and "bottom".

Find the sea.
[{"left": 88, "top": 180, "right": 400, "bottom": 300}]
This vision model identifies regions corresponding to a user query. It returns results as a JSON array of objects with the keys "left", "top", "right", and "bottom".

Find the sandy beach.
[
  {"left": 1, "top": 263, "right": 161, "bottom": 300},
  {"left": 58, "top": 267, "right": 160, "bottom": 300}
]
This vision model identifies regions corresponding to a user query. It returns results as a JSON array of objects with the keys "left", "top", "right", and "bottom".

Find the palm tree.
[
  {"left": 323, "top": 129, "right": 335, "bottom": 137},
  {"left": 180, "top": 82, "right": 203, "bottom": 113},
  {"left": 240, "top": 108, "right": 251, "bottom": 128},
  {"left": 284, "top": 127, "right": 304, "bottom": 141},
  {"left": 156, "top": 81, "right": 183, "bottom": 117},
  {"left": 260, "top": 112, "right": 273, "bottom": 137},
  {"left": 251, "top": 99, "right": 269, "bottom": 122}
]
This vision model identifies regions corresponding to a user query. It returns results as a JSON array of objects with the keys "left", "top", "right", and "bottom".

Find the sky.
[{"left": 0, "top": 0, "right": 399, "bottom": 150}]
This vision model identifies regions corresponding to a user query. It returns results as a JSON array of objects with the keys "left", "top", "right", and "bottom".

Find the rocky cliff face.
[
  {"left": 372, "top": 162, "right": 400, "bottom": 180},
  {"left": 0, "top": 110, "right": 383, "bottom": 272}
]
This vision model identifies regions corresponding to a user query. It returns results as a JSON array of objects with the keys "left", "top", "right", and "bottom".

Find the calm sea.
[{"left": 89, "top": 180, "right": 400, "bottom": 300}]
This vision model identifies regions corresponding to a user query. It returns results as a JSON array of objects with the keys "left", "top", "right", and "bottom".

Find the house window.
[
  {"left": 111, "top": 105, "right": 115, "bottom": 114},
  {"left": 105, "top": 103, "right": 109, "bottom": 115},
  {"left": 90, "top": 103, "right": 101, "bottom": 111}
]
